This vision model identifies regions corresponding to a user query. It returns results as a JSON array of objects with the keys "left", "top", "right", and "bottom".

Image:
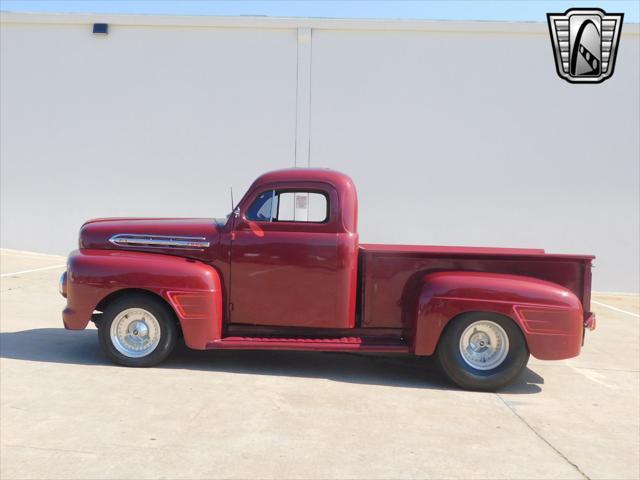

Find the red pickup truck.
[{"left": 60, "top": 169, "right": 596, "bottom": 390}]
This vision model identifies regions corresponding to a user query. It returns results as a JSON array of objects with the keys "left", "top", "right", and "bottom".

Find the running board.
[{"left": 206, "top": 336, "right": 409, "bottom": 353}]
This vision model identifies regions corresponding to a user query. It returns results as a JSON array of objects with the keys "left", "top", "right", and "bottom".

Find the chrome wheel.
[
  {"left": 110, "top": 308, "right": 161, "bottom": 358},
  {"left": 459, "top": 320, "right": 509, "bottom": 370}
]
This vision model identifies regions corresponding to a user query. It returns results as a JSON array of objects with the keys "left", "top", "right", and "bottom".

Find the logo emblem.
[{"left": 547, "top": 8, "right": 623, "bottom": 83}]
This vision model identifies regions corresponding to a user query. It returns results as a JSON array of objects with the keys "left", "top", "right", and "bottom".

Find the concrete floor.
[{"left": 1, "top": 248, "right": 638, "bottom": 480}]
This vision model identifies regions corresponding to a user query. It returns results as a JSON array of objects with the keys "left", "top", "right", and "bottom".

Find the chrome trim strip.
[{"left": 109, "top": 234, "right": 210, "bottom": 250}]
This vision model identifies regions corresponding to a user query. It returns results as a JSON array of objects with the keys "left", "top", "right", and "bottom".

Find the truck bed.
[{"left": 358, "top": 244, "right": 594, "bottom": 329}]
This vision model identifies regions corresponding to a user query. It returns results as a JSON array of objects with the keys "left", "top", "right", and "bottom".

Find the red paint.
[
  {"left": 359, "top": 247, "right": 593, "bottom": 330},
  {"left": 63, "top": 249, "right": 222, "bottom": 349},
  {"left": 207, "top": 336, "right": 408, "bottom": 352},
  {"left": 227, "top": 175, "right": 357, "bottom": 329},
  {"left": 413, "top": 272, "right": 584, "bottom": 359},
  {"left": 166, "top": 292, "right": 212, "bottom": 319},
  {"left": 79, "top": 217, "right": 221, "bottom": 263},
  {"left": 62, "top": 168, "right": 594, "bottom": 362}
]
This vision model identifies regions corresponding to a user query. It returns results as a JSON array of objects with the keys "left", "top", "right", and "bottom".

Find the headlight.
[{"left": 59, "top": 271, "right": 67, "bottom": 298}]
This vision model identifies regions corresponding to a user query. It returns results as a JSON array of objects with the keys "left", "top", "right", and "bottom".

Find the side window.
[
  {"left": 275, "top": 191, "right": 328, "bottom": 223},
  {"left": 245, "top": 190, "right": 328, "bottom": 223},
  {"left": 246, "top": 191, "right": 277, "bottom": 221}
]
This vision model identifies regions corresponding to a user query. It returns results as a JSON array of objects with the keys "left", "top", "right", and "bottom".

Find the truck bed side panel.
[{"left": 360, "top": 249, "right": 592, "bottom": 329}]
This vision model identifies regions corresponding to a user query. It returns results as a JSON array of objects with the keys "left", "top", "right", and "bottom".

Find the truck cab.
[
  {"left": 61, "top": 168, "right": 596, "bottom": 391},
  {"left": 227, "top": 169, "right": 358, "bottom": 329}
]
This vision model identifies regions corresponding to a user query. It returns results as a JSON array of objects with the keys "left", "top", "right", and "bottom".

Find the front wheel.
[
  {"left": 97, "top": 294, "right": 178, "bottom": 367},
  {"left": 436, "top": 312, "right": 529, "bottom": 391}
]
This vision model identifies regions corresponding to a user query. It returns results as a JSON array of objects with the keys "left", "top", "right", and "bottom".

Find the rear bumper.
[
  {"left": 584, "top": 312, "right": 597, "bottom": 331},
  {"left": 582, "top": 311, "right": 596, "bottom": 346}
]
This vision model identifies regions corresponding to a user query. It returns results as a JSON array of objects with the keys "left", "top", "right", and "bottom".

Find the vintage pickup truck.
[{"left": 60, "top": 169, "right": 596, "bottom": 390}]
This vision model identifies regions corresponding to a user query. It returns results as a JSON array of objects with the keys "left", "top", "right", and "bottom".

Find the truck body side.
[{"left": 61, "top": 168, "right": 595, "bottom": 367}]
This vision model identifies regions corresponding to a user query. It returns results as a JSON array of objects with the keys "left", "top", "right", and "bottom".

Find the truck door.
[{"left": 229, "top": 182, "right": 345, "bottom": 328}]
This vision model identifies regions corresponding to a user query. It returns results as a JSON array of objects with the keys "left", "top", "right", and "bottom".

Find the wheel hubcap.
[
  {"left": 110, "top": 308, "right": 161, "bottom": 358},
  {"left": 459, "top": 320, "right": 509, "bottom": 370}
]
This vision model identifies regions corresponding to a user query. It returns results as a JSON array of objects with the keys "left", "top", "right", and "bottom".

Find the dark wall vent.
[{"left": 92, "top": 23, "right": 109, "bottom": 35}]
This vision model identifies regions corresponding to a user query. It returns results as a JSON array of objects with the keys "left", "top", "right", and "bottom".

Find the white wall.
[{"left": 1, "top": 13, "right": 638, "bottom": 292}]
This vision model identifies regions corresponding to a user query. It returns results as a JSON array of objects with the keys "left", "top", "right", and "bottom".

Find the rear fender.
[
  {"left": 63, "top": 249, "right": 222, "bottom": 349},
  {"left": 412, "top": 271, "right": 584, "bottom": 360}
]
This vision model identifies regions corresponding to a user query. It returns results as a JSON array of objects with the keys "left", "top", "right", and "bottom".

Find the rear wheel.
[
  {"left": 436, "top": 312, "right": 529, "bottom": 391},
  {"left": 97, "top": 294, "right": 177, "bottom": 367}
]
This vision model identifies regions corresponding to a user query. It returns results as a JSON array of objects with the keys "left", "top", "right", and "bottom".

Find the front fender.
[
  {"left": 413, "top": 271, "right": 583, "bottom": 360},
  {"left": 63, "top": 249, "right": 222, "bottom": 349}
]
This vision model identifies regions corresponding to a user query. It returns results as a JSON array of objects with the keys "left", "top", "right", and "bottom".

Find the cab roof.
[{"left": 252, "top": 168, "right": 355, "bottom": 190}]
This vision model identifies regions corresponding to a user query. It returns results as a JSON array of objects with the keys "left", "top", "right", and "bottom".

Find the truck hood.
[{"left": 79, "top": 217, "right": 223, "bottom": 261}]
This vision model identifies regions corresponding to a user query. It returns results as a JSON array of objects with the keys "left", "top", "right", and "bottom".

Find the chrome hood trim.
[{"left": 109, "top": 234, "right": 210, "bottom": 250}]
